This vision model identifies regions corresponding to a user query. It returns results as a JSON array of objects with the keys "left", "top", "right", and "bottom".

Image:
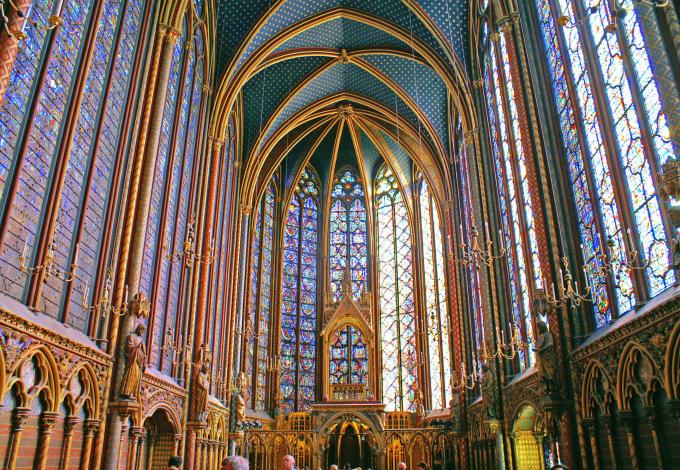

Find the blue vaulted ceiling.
[
  {"left": 218, "top": 1, "right": 467, "bottom": 193},
  {"left": 216, "top": 0, "right": 469, "bottom": 79}
]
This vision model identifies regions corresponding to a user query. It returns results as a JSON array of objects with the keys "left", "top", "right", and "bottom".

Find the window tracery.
[
  {"left": 280, "top": 168, "right": 319, "bottom": 412},
  {"left": 329, "top": 168, "right": 368, "bottom": 302},
  {"left": 376, "top": 165, "right": 417, "bottom": 412}
]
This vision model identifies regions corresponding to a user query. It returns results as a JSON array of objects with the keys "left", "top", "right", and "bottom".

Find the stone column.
[
  {"left": 228, "top": 205, "right": 251, "bottom": 454},
  {"left": 35, "top": 411, "right": 58, "bottom": 470},
  {"left": 59, "top": 416, "right": 80, "bottom": 470},
  {"left": 4, "top": 407, "right": 29, "bottom": 470},
  {"left": 127, "top": 427, "right": 144, "bottom": 470},
  {"left": 81, "top": 419, "right": 100, "bottom": 469}
]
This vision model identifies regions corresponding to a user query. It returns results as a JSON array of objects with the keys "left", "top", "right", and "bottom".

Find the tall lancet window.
[
  {"left": 376, "top": 166, "right": 417, "bottom": 411},
  {"left": 484, "top": 32, "right": 544, "bottom": 370},
  {"left": 280, "top": 169, "right": 319, "bottom": 412},
  {"left": 419, "top": 178, "right": 452, "bottom": 410},
  {"left": 532, "top": 0, "right": 675, "bottom": 326},
  {"left": 245, "top": 182, "right": 276, "bottom": 411},
  {"left": 329, "top": 169, "right": 368, "bottom": 301}
]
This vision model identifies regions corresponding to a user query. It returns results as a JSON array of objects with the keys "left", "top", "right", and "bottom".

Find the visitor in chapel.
[
  {"left": 283, "top": 454, "right": 297, "bottom": 470},
  {"left": 221, "top": 456, "right": 250, "bottom": 470},
  {"left": 167, "top": 456, "right": 183, "bottom": 470}
]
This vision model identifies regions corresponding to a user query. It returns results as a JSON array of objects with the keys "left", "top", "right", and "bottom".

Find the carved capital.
[
  {"left": 11, "top": 408, "right": 30, "bottom": 432},
  {"left": 40, "top": 412, "right": 59, "bottom": 434},
  {"left": 239, "top": 204, "right": 252, "bottom": 216},
  {"left": 64, "top": 416, "right": 80, "bottom": 436},
  {"left": 164, "top": 26, "right": 182, "bottom": 45},
  {"left": 658, "top": 160, "right": 680, "bottom": 202},
  {"left": 84, "top": 419, "right": 101, "bottom": 436}
]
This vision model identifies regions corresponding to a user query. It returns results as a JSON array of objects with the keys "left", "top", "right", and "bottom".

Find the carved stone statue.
[
  {"left": 195, "top": 364, "right": 210, "bottom": 422},
  {"left": 671, "top": 234, "right": 680, "bottom": 270},
  {"left": 120, "top": 324, "right": 146, "bottom": 399},
  {"left": 235, "top": 372, "right": 247, "bottom": 426},
  {"left": 534, "top": 320, "right": 559, "bottom": 398},
  {"left": 235, "top": 390, "right": 246, "bottom": 426},
  {"left": 481, "top": 363, "right": 495, "bottom": 419},
  {"left": 412, "top": 383, "right": 425, "bottom": 416}
]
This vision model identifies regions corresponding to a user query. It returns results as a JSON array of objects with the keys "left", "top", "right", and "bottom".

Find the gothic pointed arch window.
[
  {"left": 376, "top": 165, "right": 417, "bottom": 412},
  {"left": 245, "top": 182, "right": 276, "bottom": 411},
  {"left": 483, "top": 26, "right": 544, "bottom": 370},
  {"left": 136, "top": 19, "right": 208, "bottom": 371},
  {"left": 0, "top": 0, "right": 147, "bottom": 332},
  {"left": 329, "top": 168, "right": 368, "bottom": 302},
  {"left": 418, "top": 177, "right": 452, "bottom": 410},
  {"left": 279, "top": 168, "right": 319, "bottom": 412},
  {"left": 531, "top": 0, "right": 676, "bottom": 327}
]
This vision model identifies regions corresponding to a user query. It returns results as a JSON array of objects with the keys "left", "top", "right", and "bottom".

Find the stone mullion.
[
  {"left": 584, "top": 419, "right": 601, "bottom": 470},
  {"left": 0, "top": 0, "right": 31, "bottom": 108},
  {"left": 4, "top": 407, "right": 29, "bottom": 470},
  {"left": 34, "top": 411, "right": 58, "bottom": 470},
  {"left": 620, "top": 412, "right": 640, "bottom": 470},
  {"left": 603, "top": 415, "right": 619, "bottom": 470},
  {"left": 59, "top": 416, "right": 79, "bottom": 470}
]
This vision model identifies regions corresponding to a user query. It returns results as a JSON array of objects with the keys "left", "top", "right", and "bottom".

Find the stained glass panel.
[
  {"left": 376, "top": 166, "right": 416, "bottom": 411},
  {"left": 329, "top": 169, "right": 367, "bottom": 302},
  {"left": 279, "top": 169, "right": 318, "bottom": 412}
]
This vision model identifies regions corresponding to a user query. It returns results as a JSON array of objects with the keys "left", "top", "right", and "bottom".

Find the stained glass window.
[
  {"left": 419, "top": 178, "right": 452, "bottom": 410},
  {"left": 329, "top": 325, "right": 368, "bottom": 385},
  {"left": 0, "top": 0, "right": 95, "bottom": 305},
  {"left": 376, "top": 166, "right": 417, "bottom": 412},
  {"left": 329, "top": 168, "right": 368, "bottom": 302},
  {"left": 531, "top": 0, "right": 675, "bottom": 326},
  {"left": 67, "top": 0, "right": 146, "bottom": 330},
  {"left": 280, "top": 168, "right": 318, "bottom": 412},
  {"left": 484, "top": 34, "right": 540, "bottom": 369},
  {"left": 0, "top": 0, "right": 144, "bottom": 332},
  {"left": 245, "top": 182, "right": 276, "bottom": 411}
]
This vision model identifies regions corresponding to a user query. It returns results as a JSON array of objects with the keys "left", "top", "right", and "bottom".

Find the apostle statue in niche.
[
  {"left": 195, "top": 364, "right": 210, "bottom": 422},
  {"left": 481, "top": 362, "right": 496, "bottom": 419},
  {"left": 235, "top": 372, "right": 247, "bottom": 426},
  {"left": 534, "top": 320, "right": 559, "bottom": 399},
  {"left": 120, "top": 323, "right": 147, "bottom": 399}
]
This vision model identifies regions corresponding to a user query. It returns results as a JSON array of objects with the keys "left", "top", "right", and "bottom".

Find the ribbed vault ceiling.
[{"left": 215, "top": 1, "right": 471, "bottom": 205}]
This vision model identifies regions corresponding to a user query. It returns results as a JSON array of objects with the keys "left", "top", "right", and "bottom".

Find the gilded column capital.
[
  {"left": 40, "top": 411, "right": 59, "bottom": 433},
  {"left": 163, "top": 26, "right": 182, "bottom": 45},
  {"left": 489, "top": 32, "right": 500, "bottom": 43},
  {"left": 11, "top": 407, "right": 30, "bottom": 431},
  {"left": 64, "top": 416, "right": 80, "bottom": 435},
  {"left": 239, "top": 204, "right": 252, "bottom": 216},
  {"left": 84, "top": 418, "right": 101, "bottom": 436},
  {"left": 210, "top": 136, "right": 226, "bottom": 151},
  {"left": 203, "top": 85, "right": 213, "bottom": 96}
]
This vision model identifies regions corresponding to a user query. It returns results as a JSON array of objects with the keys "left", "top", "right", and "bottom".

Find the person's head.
[
  {"left": 220, "top": 456, "right": 249, "bottom": 470},
  {"left": 282, "top": 454, "right": 295, "bottom": 470},
  {"left": 417, "top": 463, "right": 428, "bottom": 470},
  {"left": 168, "top": 456, "right": 182, "bottom": 470},
  {"left": 330, "top": 466, "right": 338, "bottom": 470},
  {"left": 397, "top": 463, "right": 407, "bottom": 470}
]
